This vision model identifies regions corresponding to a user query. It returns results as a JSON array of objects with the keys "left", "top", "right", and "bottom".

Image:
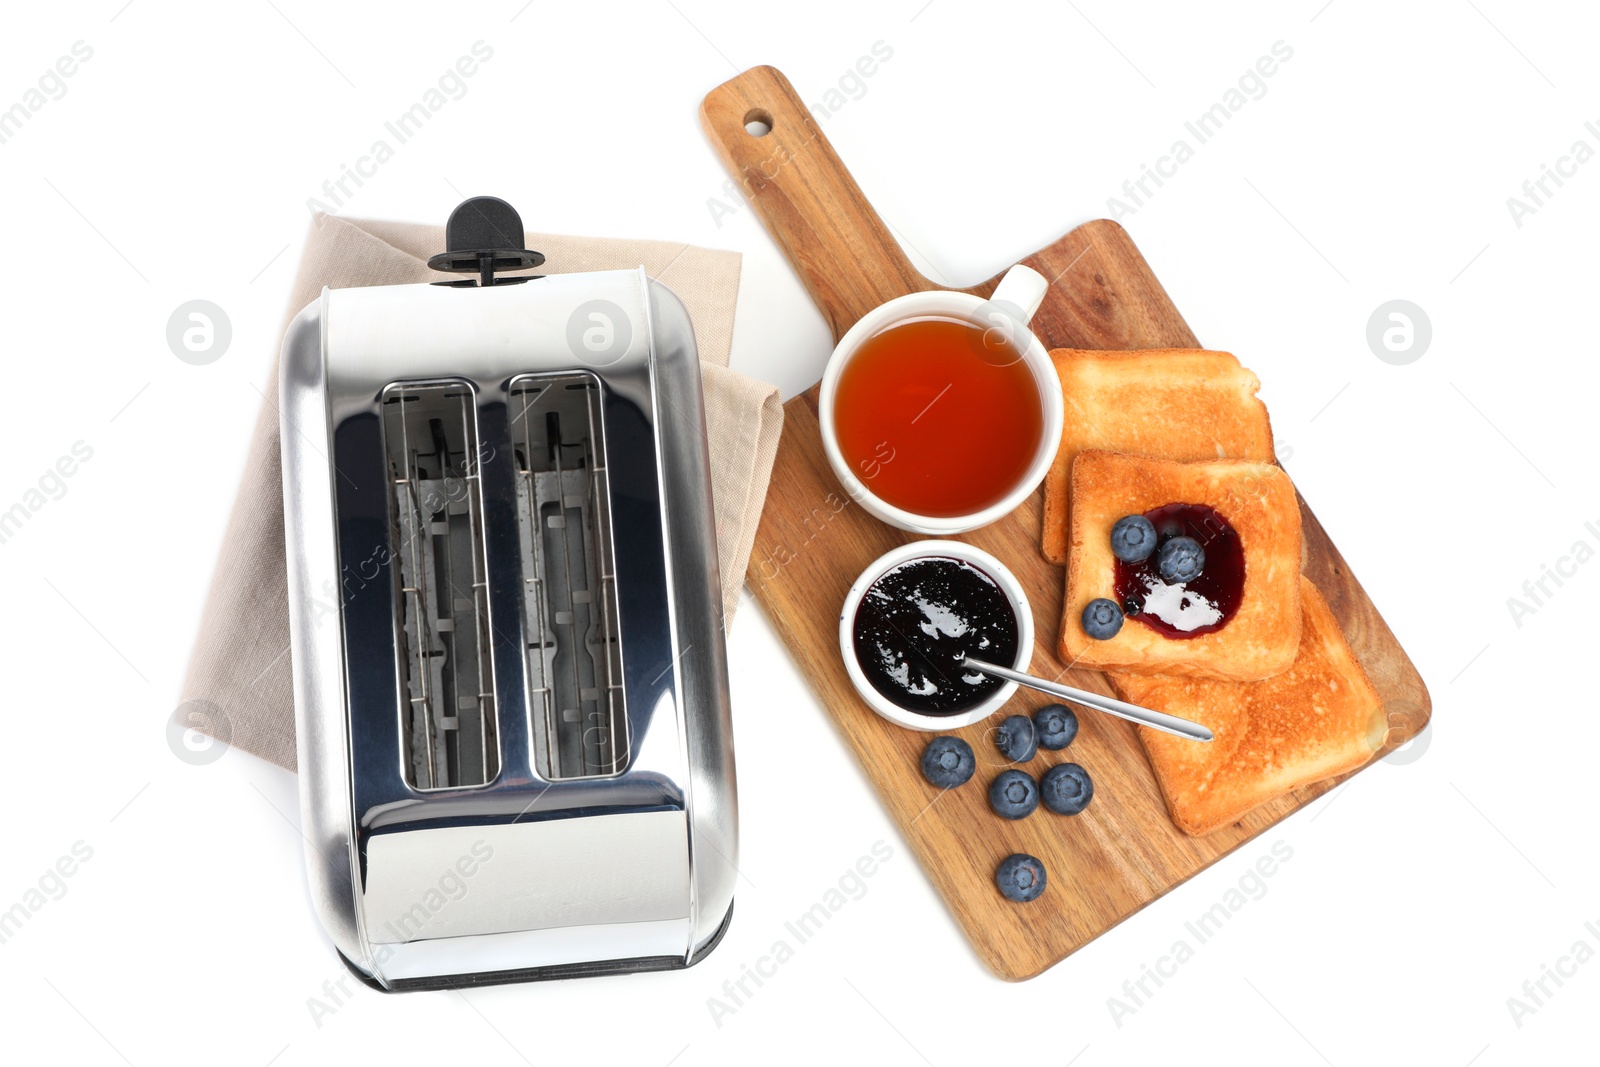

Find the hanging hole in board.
[{"left": 743, "top": 108, "right": 773, "bottom": 137}]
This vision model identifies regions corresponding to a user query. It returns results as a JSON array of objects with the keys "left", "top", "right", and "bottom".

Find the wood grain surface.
[{"left": 701, "top": 66, "right": 1431, "bottom": 981}]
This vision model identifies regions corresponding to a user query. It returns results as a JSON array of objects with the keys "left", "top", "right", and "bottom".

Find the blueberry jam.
[
  {"left": 852, "top": 556, "right": 1019, "bottom": 715},
  {"left": 1112, "top": 503, "right": 1245, "bottom": 638}
]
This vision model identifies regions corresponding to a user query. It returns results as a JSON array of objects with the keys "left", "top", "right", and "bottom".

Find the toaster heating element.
[{"left": 280, "top": 197, "right": 737, "bottom": 991}]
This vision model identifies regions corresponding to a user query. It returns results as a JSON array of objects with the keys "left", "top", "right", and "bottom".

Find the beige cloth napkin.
[{"left": 181, "top": 214, "right": 783, "bottom": 771}]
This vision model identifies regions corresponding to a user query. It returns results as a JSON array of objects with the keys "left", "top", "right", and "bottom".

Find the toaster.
[{"left": 278, "top": 197, "right": 737, "bottom": 991}]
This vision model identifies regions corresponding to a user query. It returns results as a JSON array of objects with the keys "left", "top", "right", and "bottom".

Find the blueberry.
[
  {"left": 988, "top": 769, "right": 1039, "bottom": 819},
  {"left": 993, "top": 714, "right": 1038, "bottom": 762},
  {"left": 1110, "top": 514, "right": 1158, "bottom": 563},
  {"left": 920, "top": 736, "right": 975, "bottom": 789},
  {"left": 1032, "top": 704, "right": 1079, "bottom": 750},
  {"left": 1040, "top": 762, "right": 1094, "bottom": 815},
  {"left": 1122, "top": 595, "right": 1142, "bottom": 618},
  {"left": 1081, "top": 598, "right": 1123, "bottom": 640},
  {"left": 995, "top": 853, "right": 1047, "bottom": 903},
  {"left": 1157, "top": 536, "right": 1205, "bottom": 583}
]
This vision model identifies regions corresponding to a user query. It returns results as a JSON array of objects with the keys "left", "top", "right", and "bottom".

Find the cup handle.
[{"left": 989, "top": 264, "right": 1049, "bottom": 324}]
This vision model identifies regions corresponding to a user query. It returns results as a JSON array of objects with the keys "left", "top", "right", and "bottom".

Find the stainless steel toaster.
[{"left": 278, "top": 197, "right": 737, "bottom": 991}]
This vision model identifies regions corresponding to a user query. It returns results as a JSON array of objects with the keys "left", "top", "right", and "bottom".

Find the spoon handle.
[{"left": 963, "top": 657, "right": 1214, "bottom": 742}]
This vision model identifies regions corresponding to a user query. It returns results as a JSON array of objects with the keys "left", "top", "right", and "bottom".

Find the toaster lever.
[{"left": 426, "top": 196, "right": 545, "bottom": 287}]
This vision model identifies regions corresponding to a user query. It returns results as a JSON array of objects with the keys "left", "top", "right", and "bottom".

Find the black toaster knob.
[{"left": 427, "top": 196, "right": 545, "bottom": 287}]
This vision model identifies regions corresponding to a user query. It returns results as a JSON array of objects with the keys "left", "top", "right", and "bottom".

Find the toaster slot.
[
  {"left": 509, "top": 373, "right": 629, "bottom": 780},
  {"left": 380, "top": 382, "right": 500, "bottom": 790}
]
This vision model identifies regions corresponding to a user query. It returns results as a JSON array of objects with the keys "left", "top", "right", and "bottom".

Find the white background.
[{"left": 1, "top": 1, "right": 1595, "bottom": 1064}]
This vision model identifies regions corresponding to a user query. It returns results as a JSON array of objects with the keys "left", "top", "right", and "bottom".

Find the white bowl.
[
  {"left": 818, "top": 265, "right": 1063, "bottom": 536},
  {"left": 838, "top": 540, "right": 1034, "bottom": 731}
]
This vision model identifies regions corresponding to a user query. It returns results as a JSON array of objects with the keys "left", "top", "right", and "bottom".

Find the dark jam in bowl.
[
  {"left": 1113, "top": 503, "right": 1245, "bottom": 639},
  {"left": 851, "top": 556, "right": 1019, "bottom": 715}
]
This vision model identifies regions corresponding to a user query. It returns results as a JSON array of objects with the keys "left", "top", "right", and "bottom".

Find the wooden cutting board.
[{"left": 700, "top": 66, "right": 1432, "bottom": 981}]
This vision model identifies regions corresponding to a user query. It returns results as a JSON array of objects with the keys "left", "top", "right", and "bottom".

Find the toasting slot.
[
  {"left": 509, "top": 373, "right": 629, "bottom": 781},
  {"left": 380, "top": 381, "right": 500, "bottom": 790}
]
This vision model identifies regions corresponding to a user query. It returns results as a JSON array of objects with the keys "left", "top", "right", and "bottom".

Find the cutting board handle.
[{"left": 700, "top": 66, "right": 941, "bottom": 343}]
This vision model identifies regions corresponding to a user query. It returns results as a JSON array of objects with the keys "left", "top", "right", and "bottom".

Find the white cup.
[
  {"left": 838, "top": 539, "right": 1034, "bottom": 731},
  {"left": 818, "top": 264, "right": 1062, "bottom": 535}
]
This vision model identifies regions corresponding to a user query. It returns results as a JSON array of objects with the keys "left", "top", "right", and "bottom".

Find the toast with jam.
[{"left": 1058, "top": 450, "right": 1302, "bottom": 682}]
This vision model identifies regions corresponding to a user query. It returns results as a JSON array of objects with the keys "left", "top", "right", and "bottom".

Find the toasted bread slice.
[
  {"left": 1113, "top": 578, "right": 1387, "bottom": 836},
  {"left": 1060, "top": 450, "right": 1301, "bottom": 681},
  {"left": 1042, "top": 349, "right": 1274, "bottom": 565}
]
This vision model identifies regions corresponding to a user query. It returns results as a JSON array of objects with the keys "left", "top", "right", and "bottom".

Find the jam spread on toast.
[
  {"left": 852, "top": 556, "right": 1019, "bottom": 714},
  {"left": 1114, "top": 503, "right": 1244, "bottom": 638}
]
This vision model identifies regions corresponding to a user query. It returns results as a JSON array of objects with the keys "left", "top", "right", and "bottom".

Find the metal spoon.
[{"left": 961, "top": 657, "right": 1214, "bottom": 742}]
